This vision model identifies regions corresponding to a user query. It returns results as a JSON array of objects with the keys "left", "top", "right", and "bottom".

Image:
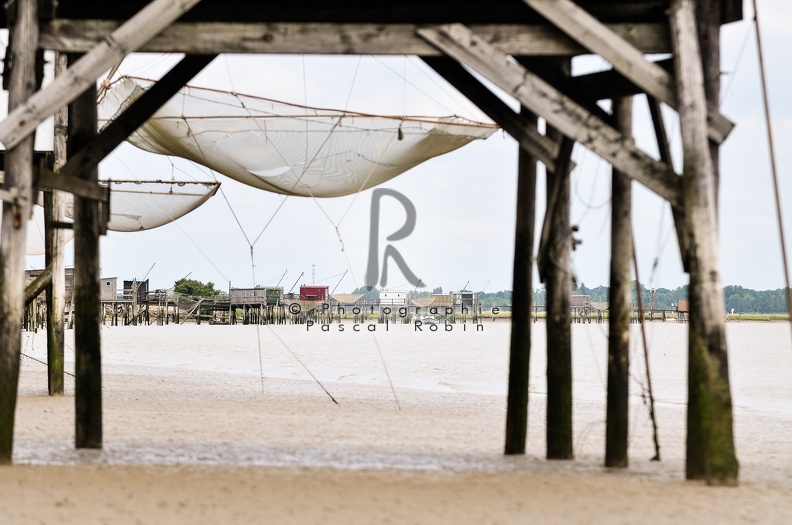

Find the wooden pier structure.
[{"left": 0, "top": 0, "right": 742, "bottom": 486}]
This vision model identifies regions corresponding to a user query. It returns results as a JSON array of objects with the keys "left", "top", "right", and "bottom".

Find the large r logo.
[{"left": 365, "top": 188, "right": 423, "bottom": 289}]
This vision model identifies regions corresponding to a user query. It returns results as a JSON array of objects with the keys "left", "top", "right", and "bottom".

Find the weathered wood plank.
[
  {"left": 0, "top": 0, "right": 38, "bottom": 464},
  {"left": 417, "top": 23, "right": 683, "bottom": 210},
  {"left": 45, "top": 52, "right": 68, "bottom": 396},
  {"left": 24, "top": 264, "right": 53, "bottom": 306},
  {"left": 504, "top": 108, "right": 537, "bottom": 455},
  {"left": 38, "top": 168, "right": 108, "bottom": 202},
  {"left": 517, "top": 57, "right": 614, "bottom": 125},
  {"left": 606, "top": 97, "right": 632, "bottom": 469},
  {"left": 0, "top": 0, "right": 202, "bottom": 151},
  {"left": 571, "top": 58, "right": 673, "bottom": 101},
  {"left": 522, "top": 0, "right": 734, "bottom": 144},
  {"left": 44, "top": 53, "right": 68, "bottom": 396},
  {"left": 647, "top": 96, "right": 691, "bottom": 270},
  {"left": 669, "top": 0, "right": 738, "bottom": 486},
  {"left": 421, "top": 56, "right": 561, "bottom": 172},
  {"left": 39, "top": 20, "right": 672, "bottom": 56},
  {"left": 37, "top": 1, "right": 679, "bottom": 25},
  {"left": 70, "top": 65, "right": 103, "bottom": 450}
]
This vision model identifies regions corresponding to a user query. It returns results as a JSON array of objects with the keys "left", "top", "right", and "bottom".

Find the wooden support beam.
[
  {"left": 697, "top": 0, "right": 723, "bottom": 208},
  {"left": 0, "top": 0, "right": 38, "bottom": 464},
  {"left": 38, "top": 168, "right": 108, "bottom": 202},
  {"left": 70, "top": 65, "right": 102, "bottom": 450},
  {"left": 504, "top": 107, "right": 537, "bottom": 455},
  {"left": 647, "top": 97, "right": 691, "bottom": 270},
  {"left": 605, "top": 97, "right": 633, "bottom": 469},
  {"left": 669, "top": 0, "right": 738, "bottom": 486},
  {"left": 542, "top": 126, "right": 574, "bottom": 460},
  {"left": 0, "top": 0, "right": 202, "bottom": 151},
  {"left": 25, "top": 265, "right": 53, "bottom": 306},
  {"left": 522, "top": 0, "right": 734, "bottom": 144},
  {"left": 417, "top": 23, "right": 683, "bottom": 210},
  {"left": 571, "top": 58, "right": 673, "bottom": 101},
  {"left": 39, "top": 20, "right": 672, "bottom": 56},
  {"left": 59, "top": 54, "right": 216, "bottom": 180},
  {"left": 537, "top": 137, "right": 575, "bottom": 282},
  {"left": 0, "top": 150, "right": 52, "bottom": 171},
  {"left": 421, "top": 56, "right": 563, "bottom": 172},
  {"left": 517, "top": 57, "right": 614, "bottom": 125},
  {"left": 45, "top": 52, "right": 68, "bottom": 396}
]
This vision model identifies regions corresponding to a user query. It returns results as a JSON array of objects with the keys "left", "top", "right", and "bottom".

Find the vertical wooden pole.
[
  {"left": 697, "top": 0, "right": 722, "bottom": 205},
  {"left": 670, "top": 0, "right": 738, "bottom": 485},
  {"left": 132, "top": 279, "right": 138, "bottom": 326},
  {"left": 70, "top": 58, "right": 103, "bottom": 449},
  {"left": 543, "top": 130, "right": 574, "bottom": 460},
  {"left": 605, "top": 97, "right": 633, "bottom": 468},
  {"left": 45, "top": 52, "right": 68, "bottom": 396},
  {"left": 0, "top": 0, "right": 38, "bottom": 464},
  {"left": 504, "top": 108, "right": 537, "bottom": 455}
]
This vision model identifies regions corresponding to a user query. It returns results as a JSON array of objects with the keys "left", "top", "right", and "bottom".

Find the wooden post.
[
  {"left": 45, "top": 52, "right": 68, "bottom": 396},
  {"left": 132, "top": 279, "right": 138, "bottom": 326},
  {"left": 542, "top": 127, "right": 574, "bottom": 460},
  {"left": 669, "top": 0, "right": 738, "bottom": 485},
  {"left": 504, "top": 107, "right": 537, "bottom": 454},
  {"left": 605, "top": 97, "right": 633, "bottom": 468},
  {"left": 0, "top": 0, "right": 38, "bottom": 464},
  {"left": 70, "top": 61, "right": 103, "bottom": 449},
  {"left": 697, "top": 0, "right": 722, "bottom": 203}
]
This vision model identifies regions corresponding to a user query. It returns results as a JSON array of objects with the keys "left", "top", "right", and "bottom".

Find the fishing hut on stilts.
[{"left": 0, "top": 0, "right": 742, "bottom": 486}]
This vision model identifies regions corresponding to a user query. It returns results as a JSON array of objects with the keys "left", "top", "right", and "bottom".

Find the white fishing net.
[
  {"left": 64, "top": 180, "right": 220, "bottom": 232},
  {"left": 98, "top": 77, "right": 498, "bottom": 198},
  {"left": 22, "top": 203, "right": 73, "bottom": 256}
]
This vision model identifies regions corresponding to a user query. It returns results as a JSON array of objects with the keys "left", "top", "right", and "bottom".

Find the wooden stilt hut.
[{"left": 0, "top": 0, "right": 741, "bottom": 485}]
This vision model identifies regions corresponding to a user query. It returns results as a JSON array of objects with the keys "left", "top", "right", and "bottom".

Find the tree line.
[
  {"left": 176, "top": 279, "right": 791, "bottom": 314},
  {"left": 477, "top": 283, "right": 788, "bottom": 314}
]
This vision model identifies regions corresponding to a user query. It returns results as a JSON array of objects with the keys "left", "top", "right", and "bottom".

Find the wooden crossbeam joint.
[
  {"left": 37, "top": 168, "right": 108, "bottom": 202},
  {"left": 25, "top": 264, "right": 53, "bottom": 306},
  {"left": 521, "top": 0, "right": 734, "bottom": 144},
  {"left": 418, "top": 23, "right": 683, "bottom": 210}
]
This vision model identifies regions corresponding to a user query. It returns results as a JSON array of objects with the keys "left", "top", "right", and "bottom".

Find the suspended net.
[
  {"left": 64, "top": 180, "right": 220, "bottom": 232},
  {"left": 98, "top": 77, "right": 498, "bottom": 198},
  {"left": 11, "top": 203, "right": 74, "bottom": 256}
]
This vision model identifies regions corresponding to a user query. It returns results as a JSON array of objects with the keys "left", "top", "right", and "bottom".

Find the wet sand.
[{"left": 3, "top": 323, "right": 792, "bottom": 523}]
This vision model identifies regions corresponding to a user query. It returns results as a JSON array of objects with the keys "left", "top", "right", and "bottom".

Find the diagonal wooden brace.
[
  {"left": 422, "top": 56, "right": 570, "bottom": 173},
  {"left": 522, "top": 0, "right": 734, "bottom": 144},
  {"left": 418, "top": 23, "right": 683, "bottom": 210},
  {"left": 0, "top": 0, "right": 202, "bottom": 150}
]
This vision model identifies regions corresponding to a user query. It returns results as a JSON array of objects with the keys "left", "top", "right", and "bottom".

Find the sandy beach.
[{"left": 3, "top": 322, "right": 792, "bottom": 524}]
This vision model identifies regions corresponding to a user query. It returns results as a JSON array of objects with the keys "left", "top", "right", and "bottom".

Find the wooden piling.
[
  {"left": 504, "top": 108, "right": 537, "bottom": 455},
  {"left": 670, "top": 0, "right": 738, "bottom": 485},
  {"left": 605, "top": 97, "right": 633, "bottom": 468},
  {"left": 70, "top": 64, "right": 103, "bottom": 449},
  {"left": 542, "top": 128, "right": 575, "bottom": 460},
  {"left": 44, "top": 53, "right": 68, "bottom": 396},
  {"left": 0, "top": 0, "right": 38, "bottom": 464}
]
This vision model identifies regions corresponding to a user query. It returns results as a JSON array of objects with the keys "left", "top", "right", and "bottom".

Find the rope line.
[
  {"left": 752, "top": 0, "right": 792, "bottom": 347},
  {"left": 250, "top": 246, "right": 265, "bottom": 393},
  {"left": 372, "top": 334, "right": 400, "bottom": 410},
  {"left": 170, "top": 219, "right": 230, "bottom": 283},
  {"left": 266, "top": 325, "right": 339, "bottom": 405},
  {"left": 632, "top": 232, "right": 661, "bottom": 461}
]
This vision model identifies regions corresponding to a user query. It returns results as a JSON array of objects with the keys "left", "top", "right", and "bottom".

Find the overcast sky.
[{"left": 17, "top": 1, "right": 792, "bottom": 298}]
